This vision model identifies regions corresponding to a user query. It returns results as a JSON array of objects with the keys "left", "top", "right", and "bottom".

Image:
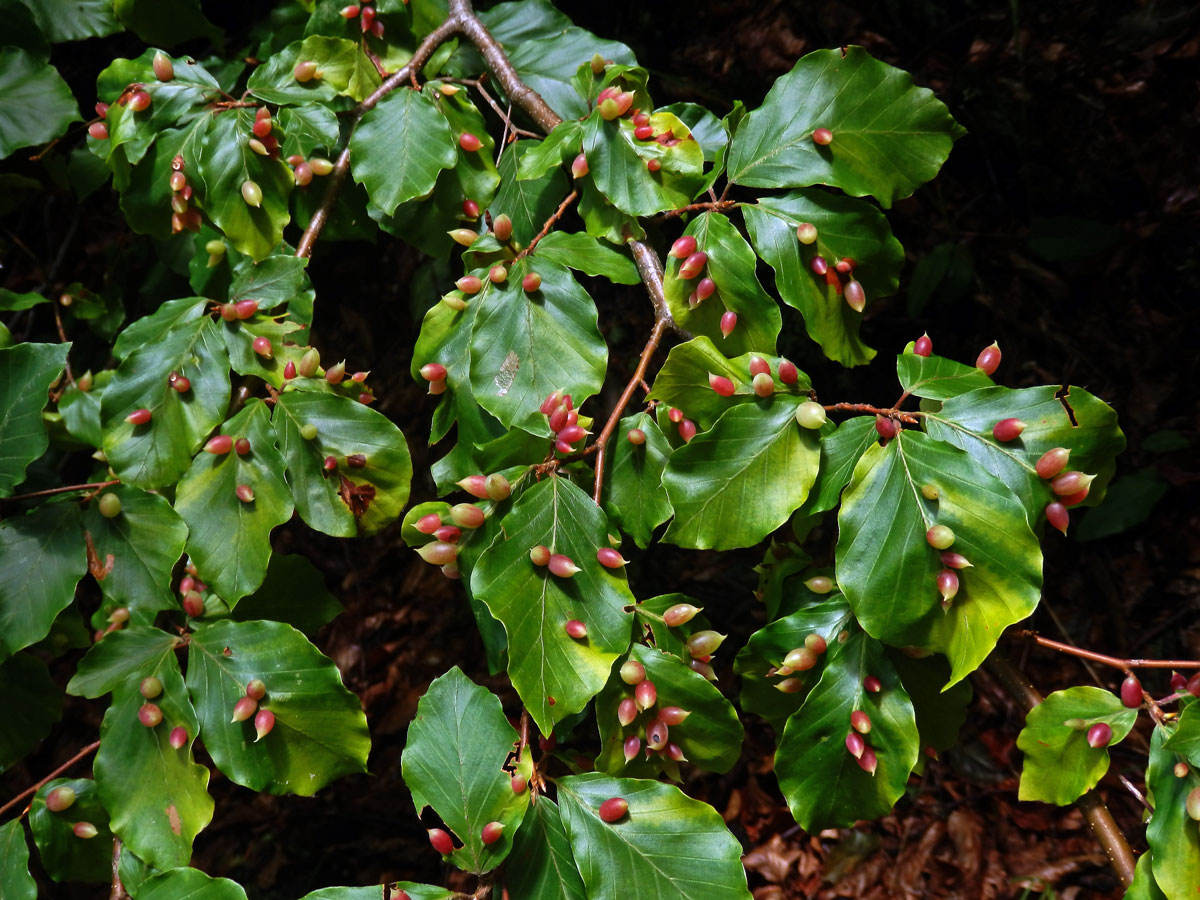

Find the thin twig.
[
  {"left": 456, "top": 76, "right": 541, "bottom": 139},
  {"left": 0, "top": 740, "right": 101, "bottom": 820},
  {"left": 823, "top": 402, "right": 923, "bottom": 425},
  {"left": 1, "top": 480, "right": 119, "bottom": 505},
  {"left": 516, "top": 190, "right": 578, "bottom": 259},
  {"left": 52, "top": 300, "right": 75, "bottom": 386},
  {"left": 982, "top": 655, "right": 1136, "bottom": 886},
  {"left": 1019, "top": 631, "right": 1200, "bottom": 671},
  {"left": 109, "top": 839, "right": 127, "bottom": 900},
  {"left": 655, "top": 200, "right": 739, "bottom": 221},
  {"left": 1117, "top": 775, "right": 1152, "bottom": 813}
]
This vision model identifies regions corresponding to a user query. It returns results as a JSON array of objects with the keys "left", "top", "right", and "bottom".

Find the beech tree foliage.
[{"left": 0, "top": 0, "right": 1193, "bottom": 897}]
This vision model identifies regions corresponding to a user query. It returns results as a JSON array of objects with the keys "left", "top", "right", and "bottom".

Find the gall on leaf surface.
[
  {"left": 273, "top": 390, "right": 412, "bottom": 537},
  {"left": 743, "top": 189, "right": 904, "bottom": 367},
  {"left": 923, "top": 384, "right": 1125, "bottom": 521},
  {"left": 27, "top": 778, "right": 112, "bottom": 883},
  {"left": 505, "top": 797, "right": 587, "bottom": 900},
  {"left": 0, "top": 502, "right": 86, "bottom": 662},
  {"left": 247, "top": 36, "right": 380, "bottom": 105},
  {"left": 895, "top": 349, "right": 994, "bottom": 401},
  {"left": 185, "top": 619, "right": 370, "bottom": 796},
  {"left": 662, "top": 395, "right": 820, "bottom": 551},
  {"left": 468, "top": 259, "right": 607, "bottom": 433},
  {"left": 436, "top": 85, "right": 502, "bottom": 212},
  {"left": 662, "top": 213, "right": 782, "bottom": 357},
  {"left": 556, "top": 773, "right": 752, "bottom": 900},
  {"left": 470, "top": 476, "right": 635, "bottom": 735},
  {"left": 836, "top": 431, "right": 1043, "bottom": 685},
  {"left": 401, "top": 668, "right": 533, "bottom": 874},
  {"left": 81, "top": 484, "right": 188, "bottom": 623},
  {"left": 351, "top": 87, "right": 457, "bottom": 216},
  {"left": 647, "top": 336, "right": 810, "bottom": 431},
  {"left": 101, "top": 314, "right": 230, "bottom": 489},
  {"left": 733, "top": 595, "right": 855, "bottom": 730},
  {"left": 0, "top": 342, "right": 70, "bottom": 496},
  {"left": 727, "top": 46, "right": 964, "bottom": 207},
  {"left": 775, "top": 631, "right": 918, "bottom": 830},
  {"left": 1144, "top": 725, "right": 1200, "bottom": 899},
  {"left": 602, "top": 412, "right": 673, "bottom": 550},
  {"left": 0, "top": 652, "right": 62, "bottom": 772},
  {"left": 174, "top": 399, "right": 293, "bottom": 605},
  {"left": 1015, "top": 685, "right": 1137, "bottom": 806},
  {"left": 197, "top": 106, "right": 294, "bottom": 260},
  {"left": 594, "top": 642, "right": 743, "bottom": 778}
]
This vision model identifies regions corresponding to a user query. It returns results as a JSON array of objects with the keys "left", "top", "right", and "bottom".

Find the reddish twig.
[
  {"left": 52, "top": 301, "right": 75, "bottom": 387},
  {"left": 0, "top": 740, "right": 101, "bottom": 820},
  {"left": 655, "top": 199, "right": 739, "bottom": 221},
  {"left": 1019, "top": 631, "right": 1200, "bottom": 671},
  {"left": 449, "top": 76, "right": 541, "bottom": 139},
  {"left": 516, "top": 190, "right": 578, "bottom": 259},
  {"left": 1, "top": 480, "right": 119, "bottom": 506},
  {"left": 823, "top": 402, "right": 923, "bottom": 425}
]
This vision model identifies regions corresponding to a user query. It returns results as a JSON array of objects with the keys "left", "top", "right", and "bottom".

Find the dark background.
[{"left": 4, "top": 0, "right": 1200, "bottom": 897}]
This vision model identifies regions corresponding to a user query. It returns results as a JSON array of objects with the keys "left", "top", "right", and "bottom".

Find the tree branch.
[
  {"left": 1019, "top": 630, "right": 1200, "bottom": 671},
  {"left": 0, "top": 480, "right": 119, "bottom": 511},
  {"left": 983, "top": 655, "right": 1137, "bottom": 887},
  {"left": 0, "top": 740, "right": 101, "bottom": 820}
]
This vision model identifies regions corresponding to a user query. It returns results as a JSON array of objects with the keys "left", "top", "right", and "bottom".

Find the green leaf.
[
  {"left": 174, "top": 399, "right": 293, "bottom": 605},
  {"left": 835, "top": 431, "right": 1043, "bottom": 685},
  {"left": 733, "top": 596, "right": 855, "bottom": 730},
  {"left": 0, "top": 343, "right": 69, "bottom": 496},
  {"left": 248, "top": 36, "right": 379, "bottom": 105},
  {"left": 506, "top": 798, "right": 586, "bottom": 900},
  {"left": 228, "top": 554, "right": 343, "bottom": 635},
  {"left": 198, "top": 107, "right": 293, "bottom": 260},
  {"left": 1165, "top": 703, "right": 1200, "bottom": 768},
  {"left": 186, "top": 619, "right": 370, "bottom": 795},
  {"left": 101, "top": 315, "right": 230, "bottom": 490},
  {"left": 0, "top": 50, "right": 81, "bottom": 159},
  {"left": 0, "top": 289, "right": 49, "bottom": 311},
  {"left": 798, "top": 416, "right": 877, "bottom": 516},
  {"left": 401, "top": 668, "right": 533, "bottom": 874},
  {"left": 595, "top": 643, "right": 744, "bottom": 777},
  {"left": 1124, "top": 853, "right": 1169, "bottom": 900},
  {"left": 1145, "top": 725, "right": 1200, "bottom": 898},
  {"left": 924, "top": 384, "right": 1126, "bottom": 519},
  {"left": 297, "top": 886, "right": 453, "bottom": 900},
  {"left": 889, "top": 650, "right": 971, "bottom": 753},
  {"left": 28, "top": 778, "right": 112, "bottom": 882},
  {"left": 221, "top": 314, "right": 306, "bottom": 388},
  {"left": 727, "top": 46, "right": 963, "bottom": 207},
  {"left": 58, "top": 381, "right": 103, "bottom": 448},
  {"left": 277, "top": 105, "right": 340, "bottom": 160},
  {"left": 556, "top": 773, "right": 752, "bottom": 900},
  {"left": 137, "top": 867, "right": 247, "bottom": 900},
  {"left": 577, "top": 177, "right": 643, "bottom": 245},
  {"left": 743, "top": 190, "right": 904, "bottom": 366},
  {"left": 658, "top": 102, "right": 727, "bottom": 163},
  {"left": 648, "top": 336, "right": 810, "bottom": 431},
  {"left": 18, "top": 0, "right": 121, "bottom": 41},
  {"left": 228, "top": 253, "right": 311, "bottom": 313},
  {"left": 532, "top": 231, "right": 640, "bottom": 284},
  {"left": 775, "top": 632, "right": 918, "bottom": 829},
  {"left": 98, "top": 52, "right": 219, "bottom": 165},
  {"left": 112, "top": 297, "right": 207, "bottom": 360},
  {"left": 470, "top": 476, "right": 634, "bottom": 735},
  {"left": 663, "top": 397, "right": 820, "bottom": 550},
  {"left": 1016, "top": 686, "right": 1137, "bottom": 805},
  {"left": 67, "top": 625, "right": 183, "bottom": 698},
  {"left": 0, "top": 503, "right": 86, "bottom": 661},
  {"left": 273, "top": 391, "right": 412, "bottom": 537},
  {"left": 94, "top": 656, "right": 213, "bottom": 868},
  {"left": 663, "top": 213, "right": 782, "bottom": 356},
  {"left": 351, "top": 88, "right": 456, "bottom": 215},
  {"left": 469, "top": 259, "right": 606, "bottom": 432},
  {"left": 491, "top": 140, "right": 570, "bottom": 246},
  {"left": 0, "top": 653, "right": 63, "bottom": 772},
  {"left": 116, "top": 118, "right": 210, "bottom": 237},
  {"left": 896, "top": 350, "right": 994, "bottom": 400},
  {"left": 0, "top": 819, "right": 35, "bottom": 900},
  {"left": 437, "top": 87, "right": 501, "bottom": 210},
  {"left": 1077, "top": 468, "right": 1168, "bottom": 542},
  {"left": 583, "top": 111, "right": 705, "bottom": 217},
  {"left": 517, "top": 120, "right": 584, "bottom": 181},
  {"left": 113, "top": 0, "right": 219, "bottom": 46},
  {"left": 82, "top": 485, "right": 188, "bottom": 622},
  {"left": 603, "top": 412, "right": 672, "bottom": 549},
  {"left": 495, "top": 27, "right": 634, "bottom": 121}
]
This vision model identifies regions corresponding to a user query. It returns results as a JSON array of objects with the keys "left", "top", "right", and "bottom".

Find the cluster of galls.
[
  {"left": 165, "top": 153, "right": 202, "bottom": 234},
  {"left": 339, "top": 0, "right": 385, "bottom": 38},
  {"left": 923, "top": 521, "right": 966, "bottom": 611},
  {"left": 203, "top": 432, "right": 258, "bottom": 504},
  {"left": 412, "top": 473, "right": 511, "bottom": 578},
  {"left": 43, "top": 786, "right": 100, "bottom": 840},
  {"left": 1062, "top": 716, "right": 1114, "bottom": 749},
  {"left": 231, "top": 677, "right": 275, "bottom": 741},
  {"left": 133, "top": 674, "right": 193, "bottom": 750},
  {"left": 665, "top": 406, "right": 697, "bottom": 444},
  {"left": 613, "top": 657, "right": 692, "bottom": 766},
  {"left": 844, "top": 701, "right": 881, "bottom": 776},
  {"left": 539, "top": 388, "right": 589, "bottom": 455},
  {"left": 530, "top": 543, "right": 630, "bottom": 638},
  {"left": 446, "top": 214, "right": 544, "bottom": 299},
  {"left": 704, "top": 354, "right": 806, "bottom": 405},
  {"left": 178, "top": 559, "right": 209, "bottom": 618},
  {"left": 765, "top": 628, "right": 831, "bottom": 694},
  {"left": 241, "top": 106, "right": 335, "bottom": 198},
  {"left": 1034, "top": 447, "right": 1094, "bottom": 537},
  {"left": 285, "top": 346, "right": 375, "bottom": 405},
  {"left": 92, "top": 604, "right": 131, "bottom": 642},
  {"left": 88, "top": 52, "right": 171, "bottom": 142},
  {"left": 794, "top": 220, "right": 867, "bottom": 312},
  {"left": 668, "top": 236, "right": 737, "bottom": 337}
]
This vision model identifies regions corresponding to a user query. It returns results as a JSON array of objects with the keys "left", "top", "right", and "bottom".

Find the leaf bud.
[
  {"left": 634, "top": 679, "right": 656, "bottom": 711},
  {"left": 663, "top": 603, "right": 700, "bottom": 627},
  {"left": 620, "top": 660, "right": 646, "bottom": 685}
]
